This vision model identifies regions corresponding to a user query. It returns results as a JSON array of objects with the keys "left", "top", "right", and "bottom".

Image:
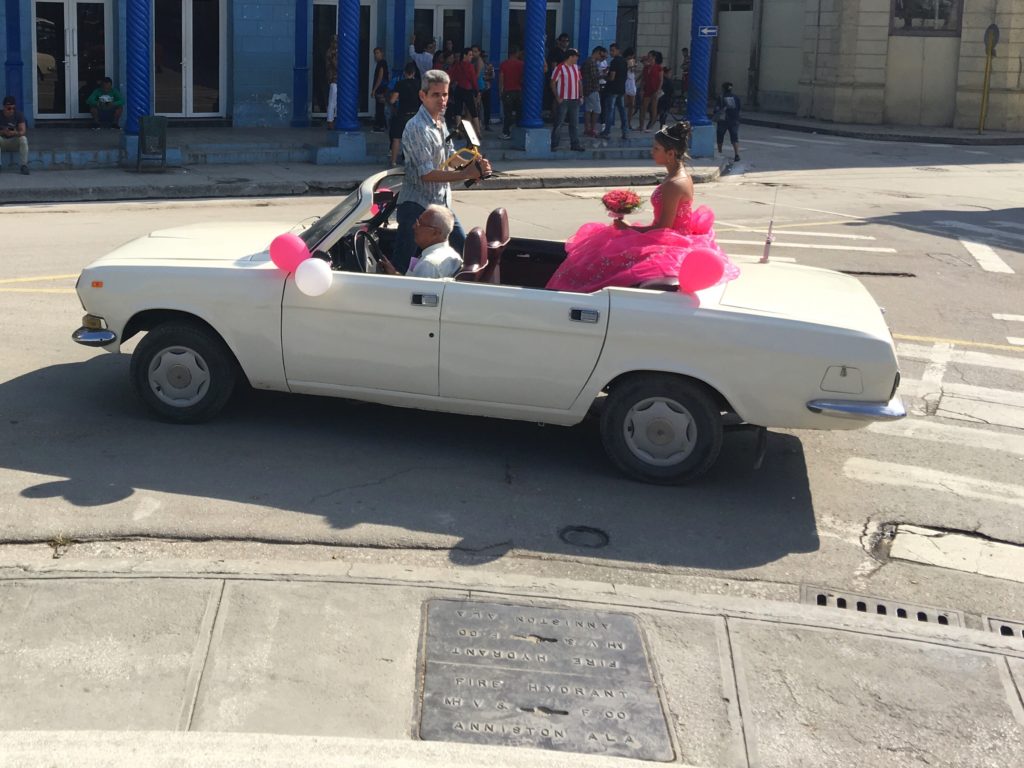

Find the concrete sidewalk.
[
  {"left": 2, "top": 557, "right": 1022, "bottom": 767},
  {"left": 0, "top": 159, "right": 724, "bottom": 206},
  {"left": 742, "top": 111, "right": 1024, "bottom": 146}
]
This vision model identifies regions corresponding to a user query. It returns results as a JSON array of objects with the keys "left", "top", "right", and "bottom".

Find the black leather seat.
[
  {"left": 635, "top": 277, "right": 680, "bottom": 292},
  {"left": 478, "top": 208, "right": 510, "bottom": 284},
  {"left": 455, "top": 227, "right": 488, "bottom": 281}
]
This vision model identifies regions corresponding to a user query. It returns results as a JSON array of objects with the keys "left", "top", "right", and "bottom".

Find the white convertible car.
[{"left": 73, "top": 170, "right": 904, "bottom": 484}]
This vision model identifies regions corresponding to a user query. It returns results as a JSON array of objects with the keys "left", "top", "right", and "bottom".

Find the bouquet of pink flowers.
[{"left": 601, "top": 188, "right": 643, "bottom": 219}]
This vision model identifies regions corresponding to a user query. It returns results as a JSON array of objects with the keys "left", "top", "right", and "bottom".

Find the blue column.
[
  {"left": 335, "top": 0, "right": 361, "bottom": 131},
  {"left": 4, "top": 0, "right": 24, "bottom": 106},
  {"left": 577, "top": 0, "right": 590, "bottom": 62},
  {"left": 687, "top": 0, "right": 713, "bottom": 127},
  {"left": 291, "top": 0, "right": 310, "bottom": 126},
  {"left": 488, "top": 0, "right": 503, "bottom": 123},
  {"left": 125, "top": 0, "right": 152, "bottom": 136},
  {"left": 393, "top": 0, "right": 407, "bottom": 76},
  {"left": 520, "top": 0, "right": 545, "bottom": 129}
]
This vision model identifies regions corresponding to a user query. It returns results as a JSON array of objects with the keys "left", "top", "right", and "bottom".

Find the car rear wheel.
[
  {"left": 600, "top": 375, "right": 723, "bottom": 485},
  {"left": 130, "top": 322, "right": 237, "bottom": 423}
]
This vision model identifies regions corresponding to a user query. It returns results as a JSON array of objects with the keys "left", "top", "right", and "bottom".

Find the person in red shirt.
[
  {"left": 499, "top": 47, "right": 524, "bottom": 139},
  {"left": 549, "top": 48, "right": 583, "bottom": 152},
  {"left": 448, "top": 48, "right": 482, "bottom": 137},
  {"left": 641, "top": 50, "right": 664, "bottom": 132}
]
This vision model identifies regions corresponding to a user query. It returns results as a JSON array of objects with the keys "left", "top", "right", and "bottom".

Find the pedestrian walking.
[
  {"left": 640, "top": 51, "right": 664, "bottom": 132},
  {"left": 581, "top": 47, "right": 606, "bottom": 138},
  {"left": 714, "top": 82, "right": 742, "bottom": 162},
  {"left": 372, "top": 48, "right": 389, "bottom": 132},
  {"left": 599, "top": 43, "right": 628, "bottom": 140}
]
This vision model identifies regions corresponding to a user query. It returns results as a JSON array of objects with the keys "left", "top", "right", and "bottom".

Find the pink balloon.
[
  {"left": 689, "top": 205, "right": 715, "bottom": 235},
  {"left": 269, "top": 233, "right": 311, "bottom": 272},
  {"left": 678, "top": 247, "right": 726, "bottom": 293}
]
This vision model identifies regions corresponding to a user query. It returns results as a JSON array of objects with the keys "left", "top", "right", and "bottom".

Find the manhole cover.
[
  {"left": 418, "top": 599, "right": 673, "bottom": 761},
  {"left": 559, "top": 526, "right": 609, "bottom": 548}
]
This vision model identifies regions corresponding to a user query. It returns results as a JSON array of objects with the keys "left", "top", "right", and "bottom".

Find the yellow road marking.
[
  {"left": 894, "top": 333, "right": 1024, "bottom": 354},
  {"left": 0, "top": 287, "right": 77, "bottom": 294},
  {"left": 0, "top": 273, "right": 78, "bottom": 285}
]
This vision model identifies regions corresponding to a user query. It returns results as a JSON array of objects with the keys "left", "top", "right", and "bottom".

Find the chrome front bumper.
[
  {"left": 806, "top": 394, "right": 906, "bottom": 422},
  {"left": 72, "top": 327, "right": 117, "bottom": 347}
]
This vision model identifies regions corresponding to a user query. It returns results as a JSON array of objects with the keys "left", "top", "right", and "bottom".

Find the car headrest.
[
  {"left": 462, "top": 227, "right": 488, "bottom": 269},
  {"left": 486, "top": 208, "right": 510, "bottom": 248}
]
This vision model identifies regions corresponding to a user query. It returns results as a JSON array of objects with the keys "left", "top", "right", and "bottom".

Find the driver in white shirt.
[{"left": 379, "top": 204, "right": 463, "bottom": 278}]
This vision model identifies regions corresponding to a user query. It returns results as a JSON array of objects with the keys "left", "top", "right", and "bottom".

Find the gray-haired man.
[
  {"left": 394, "top": 69, "right": 491, "bottom": 273},
  {"left": 379, "top": 204, "right": 462, "bottom": 278}
]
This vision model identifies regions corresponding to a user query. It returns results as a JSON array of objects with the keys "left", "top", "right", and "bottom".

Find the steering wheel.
[{"left": 353, "top": 230, "right": 384, "bottom": 273}]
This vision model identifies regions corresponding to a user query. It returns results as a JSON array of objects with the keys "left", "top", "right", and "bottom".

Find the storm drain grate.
[
  {"left": 801, "top": 586, "right": 964, "bottom": 628},
  {"left": 986, "top": 617, "right": 1024, "bottom": 640}
]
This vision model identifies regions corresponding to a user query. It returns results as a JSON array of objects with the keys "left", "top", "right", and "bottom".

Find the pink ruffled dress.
[{"left": 546, "top": 186, "right": 740, "bottom": 293}]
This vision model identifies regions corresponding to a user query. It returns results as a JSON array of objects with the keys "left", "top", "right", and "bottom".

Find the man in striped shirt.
[{"left": 549, "top": 48, "right": 584, "bottom": 152}]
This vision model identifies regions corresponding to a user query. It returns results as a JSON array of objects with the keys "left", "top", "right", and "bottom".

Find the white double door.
[
  {"left": 154, "top": 0, "right": 226, "bottom": 116},
  {"left": 33, "top": 0, "right": 113, "bottom": 118},
  {"left": 414, "top": 0, "right": 473, "bottom": 53}
]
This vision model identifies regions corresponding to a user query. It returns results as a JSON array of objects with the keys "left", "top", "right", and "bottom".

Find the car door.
[
  {"left": 282, "top": 272, "right": 444, "bottom": 396},
  {"left": 438, "top": 282, "right": 609, "bottom": 410}
]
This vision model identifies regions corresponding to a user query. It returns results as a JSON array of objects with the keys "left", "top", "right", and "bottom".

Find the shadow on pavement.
[{"left": 1, "top": 356, "right": 820, "bottom": 571}]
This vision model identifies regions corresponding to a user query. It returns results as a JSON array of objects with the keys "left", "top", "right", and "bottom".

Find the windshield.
[
  {"left": 298, "top": 173, "right": 404, "bottom": 250},
  {"left": 299, "top": 190, "right": 361, "bottom": 249}
]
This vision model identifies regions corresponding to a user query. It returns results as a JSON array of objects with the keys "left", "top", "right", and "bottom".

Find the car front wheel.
[
  {"left": 130, "top": 322, "right": 238, "bottom": 423},
  {"left": 600, "top": 375, "right": 723, "bottom": 485}
]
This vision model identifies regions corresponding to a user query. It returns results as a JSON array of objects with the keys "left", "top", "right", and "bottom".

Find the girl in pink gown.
[{"left": 546, "top": 121, "right": 739, "bottom": 293}]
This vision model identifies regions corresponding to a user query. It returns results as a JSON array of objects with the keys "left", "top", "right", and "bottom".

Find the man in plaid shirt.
[
  {"left": 549, "top": 48, "right": 584, "bottom": 152},
  {"left": 580, "top": 46, "right": 606, "bottom": 139}
]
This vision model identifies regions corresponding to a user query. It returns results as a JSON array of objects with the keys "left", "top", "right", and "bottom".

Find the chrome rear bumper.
[
  {"left": 806, "top": 394, "right": 906, "bottom": 422},
  {"left": 72, "top": 327, "right": 117, "bottom": 347}
]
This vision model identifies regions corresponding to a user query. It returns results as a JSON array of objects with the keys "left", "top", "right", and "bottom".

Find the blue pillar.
[
  {"left": 335, "top": 0, "right": 361, "bottom": 131},
  {"left": 687, "top": 0, "right": 713, "bottom": 128},
  {"left": 291, "top": 0, "right": 310, "bottom": 126},
  {"left": 488, "top": 0, "right": 503, "bottom": 124},
  {"left": 577, "top": 0, "right": 590, "bottom": 63},
  {"left": 520, "top": 0, "right": 545, "bottom": 129},
  {"left": 393, "top": 0, "right": 407, "bottom": 76},
  {"left": 125, "top": 0, "right": 152, "bottom": 136},
  {"left": 4, "top": 0, "right": 24, "bottom": 106}
]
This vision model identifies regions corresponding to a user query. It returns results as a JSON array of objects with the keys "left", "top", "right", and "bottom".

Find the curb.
[
  {"left": 743, "top": 114, "right": 1024, "bottom": 145},
  {"left": 0, "top": 163, "right": 723, "bottom": 206}
]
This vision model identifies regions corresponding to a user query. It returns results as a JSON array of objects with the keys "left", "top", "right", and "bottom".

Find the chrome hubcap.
[
  {"left": 148, "top": 346, "right": 211, "bottom": 408},
  {"left": 623, "top": 397, "right": 696, "bottom": 467}
]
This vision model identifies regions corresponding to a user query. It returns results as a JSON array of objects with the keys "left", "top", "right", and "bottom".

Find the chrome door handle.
[
  {"left": 569, "top": 308, "right": 600, "bottom": 323},
  {"left": 412, "top": 293, "right": 439, "bottom": 307}
]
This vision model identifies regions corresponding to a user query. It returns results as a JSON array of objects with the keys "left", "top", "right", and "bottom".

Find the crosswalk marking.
[
  {"left": 992, "top": 221, "right": 1024, "bottom": 233},
  {"left": 868, "top": 419, "right": 1024, "bottom": 456},
  {"left": 843, "top": 458, "right": 1024, "bottom": 510},
  {"left": 937, "top": 394, "right": 1024, "bottom": 430},
  {"left": 898, "top": 343, "right": 1024, "bottom": 374},
  {"left": 993, "top": 313, "right": 1024, "bottom": 346},
  {"left": 716, "top": 228, "right": 875, "bottom": 240},
  {"left": 717, "top": 239, "right": 896, "bottom": 253},
  {"left": 938, "top": 219, "right": 1024, "bottom": 245},
  {"left": 743, "top": 138, "right": 797, "bottom": 148},
  {"left": 728, "top": 254, "right": 798, "bottom": 263},
  {"left": 958, "top": 239, "right": 1015, "bottom": 274},
  {"left": 899, "top": 378, "right": 1024, "bottom": 409}
]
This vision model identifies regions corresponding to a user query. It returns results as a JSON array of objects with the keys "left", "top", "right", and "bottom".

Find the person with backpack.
[{"left": 714, "top": 82, "right": 742, "bottom": 162}]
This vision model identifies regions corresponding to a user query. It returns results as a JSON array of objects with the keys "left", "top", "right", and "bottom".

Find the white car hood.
[{"left": 92, "top": 222, "right": 297, "bottom": 265}]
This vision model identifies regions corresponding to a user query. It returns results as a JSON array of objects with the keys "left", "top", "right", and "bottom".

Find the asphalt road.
[{"left": 1, "top": 127, "right": 1022, "bottom": 625}]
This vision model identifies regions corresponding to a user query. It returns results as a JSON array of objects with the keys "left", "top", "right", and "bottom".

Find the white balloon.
[{"left": 295, "top": 258, "right": 334, "bottom": 297}]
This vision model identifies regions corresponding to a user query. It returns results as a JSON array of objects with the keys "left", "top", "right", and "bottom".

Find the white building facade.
[{"left": 633, "top": 0, "right": 1024, "bottom": 131}]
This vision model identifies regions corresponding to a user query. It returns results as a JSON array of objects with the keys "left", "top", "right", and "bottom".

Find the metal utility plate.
[{"left": 418, "top": 599, "right": 673, "bottom": 762}]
